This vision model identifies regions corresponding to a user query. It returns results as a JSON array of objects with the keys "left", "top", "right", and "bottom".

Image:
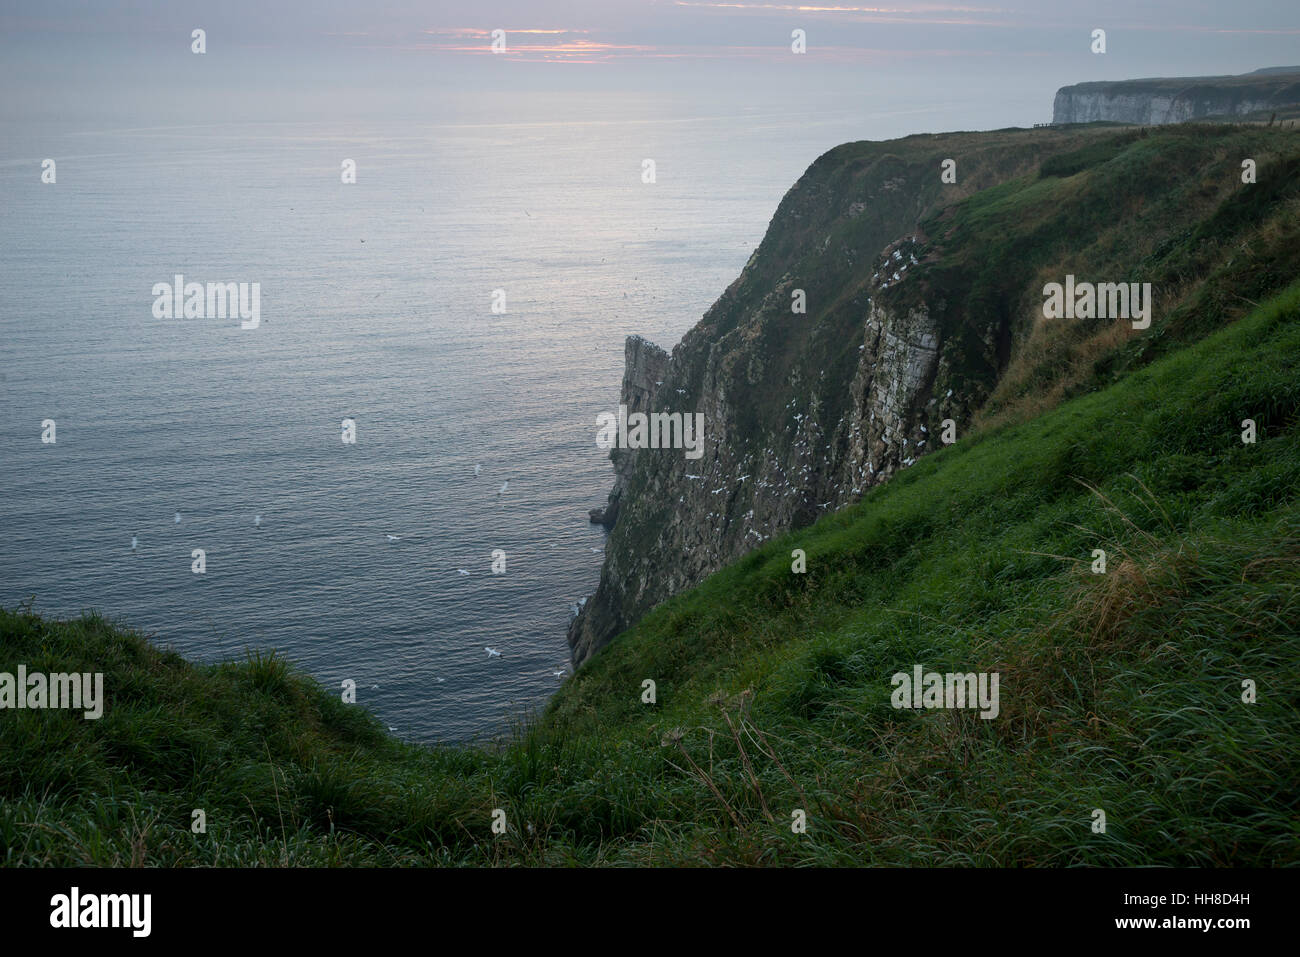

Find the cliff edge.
[
  {"left": 569, "top": 120, "right": 1300, "bottom": 667},
  {"left": 1052, "top": 67, "right": 1300, "bottom": 125}
]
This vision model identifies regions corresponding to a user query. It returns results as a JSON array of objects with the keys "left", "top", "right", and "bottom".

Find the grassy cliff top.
[{"left": 1057, "top": 68, "right": 1300, "bottom": 94}]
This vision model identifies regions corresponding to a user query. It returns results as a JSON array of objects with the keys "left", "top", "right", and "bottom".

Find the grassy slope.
[
  {"left": 909, "top": 125, "right": 1300, "bottom": 427},
  {"left": 4, "top": 279, "right": 1298, "bottom": 866}
]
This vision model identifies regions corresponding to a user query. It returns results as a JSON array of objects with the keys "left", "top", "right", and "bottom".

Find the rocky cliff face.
[
  {"left": 569, "top": 249, "right": 959, "bottom": 665},
  {"left": 567, "top": 130, "right": 1073, "bottom": 666},
  {"left": 595, "top": 335, "right": 670, "bottom": 530},
  {"left": 568, "top": 119, "right": 1300, "bottom": 667},
  {"left": 1053, "top": 69, "right": 1300, "bottom": 125}
]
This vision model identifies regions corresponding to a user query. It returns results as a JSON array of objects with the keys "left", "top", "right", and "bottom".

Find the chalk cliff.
[{"left": 1052, "top": 67, "right": 1300, "bottom": 125}]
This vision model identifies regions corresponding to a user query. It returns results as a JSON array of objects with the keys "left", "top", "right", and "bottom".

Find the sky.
[{"left": 0, "top": 1, "right": 1298, "bottom": 126}]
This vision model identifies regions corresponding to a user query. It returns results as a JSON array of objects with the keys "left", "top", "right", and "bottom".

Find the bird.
[
  {"left": 254, "top": 514, "right": 262, "bottom": 527},
  {"left": 474, "top": 463, "right": 482, "bottom": 477},
  {"left": 457, "top": 569, "right": 470, "bottom": 576},
  {"left": 485, "top": 647, "right": 501, "bottom": 657},
  {"left": 131, "top": 536, "right": 138, "bottom": 550},
  {"left": 386, "top": 534, "right": 401, "bottom": 541},
  {"left": 174, "top": 513, "right": 181, "bottom": 524},
  {"left": 552, "top": 670, "right": 566, "bottom": 678},
  {"left": 497, "top": 480, "right": 509, "bottom": 497}
]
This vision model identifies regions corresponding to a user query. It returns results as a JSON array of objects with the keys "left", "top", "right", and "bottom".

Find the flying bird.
[
  {"left": 474, "top": 464, "right": 482, "bottom": 477},
  {"left": 174, "top": 513, "right": 181, "bottom": 524},
  {"left": 386, "top": 534, "right": 401, "bottom": 541},
  {"left": 497, "top": 480, "right": 509, "bottom": 497},
  {"left": 485, "top": 647, "right": 501, "bottom": 657},
  {"left": 254, "top": 514, "right": 262, "bottom": 527},
  {"left": 131, "top": 536, "right": 138, "bottom": 550}
]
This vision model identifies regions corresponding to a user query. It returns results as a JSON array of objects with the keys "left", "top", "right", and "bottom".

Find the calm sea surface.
[{"left": 0, "top": 90, "right": 990, "bottom": 741}]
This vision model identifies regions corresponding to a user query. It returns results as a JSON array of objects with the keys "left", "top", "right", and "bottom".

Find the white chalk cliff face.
[
  {"left": 1052, "top": 70, "right": 1300, "bottom": 125},
  {"left": 1053, "top": 90, "right": 1279, "bottom": 125}
]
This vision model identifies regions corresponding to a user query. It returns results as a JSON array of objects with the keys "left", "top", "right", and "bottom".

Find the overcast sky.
[
  {"left": 5, "top": 1, "right": 1297, "bottom": 59},
  {"left": 2, "top": 1, "right": 1297, "bottom": 125}
]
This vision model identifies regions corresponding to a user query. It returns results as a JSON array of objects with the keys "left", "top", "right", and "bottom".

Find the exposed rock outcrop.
[
  {"left": 593, "top": 336, "right": 669, "bottom": 533},
  {"left": 567, "top": 251, "right": 968, "bottom": 666},
  {"left": 565, "top": 130, "right": 1059, "bottom": 666},
  {"left": 1053, "top": 67, "right": 1300, "bottom": 125}
]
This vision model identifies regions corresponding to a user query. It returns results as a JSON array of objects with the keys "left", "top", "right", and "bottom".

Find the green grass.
[{"left": 4, "top": 279, "right": 1299, "bottom": 866}]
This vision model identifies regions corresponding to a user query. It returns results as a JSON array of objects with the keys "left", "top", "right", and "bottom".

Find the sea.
[{"left": 0, "top": 85, "right": 1037, "bottom": 742}]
